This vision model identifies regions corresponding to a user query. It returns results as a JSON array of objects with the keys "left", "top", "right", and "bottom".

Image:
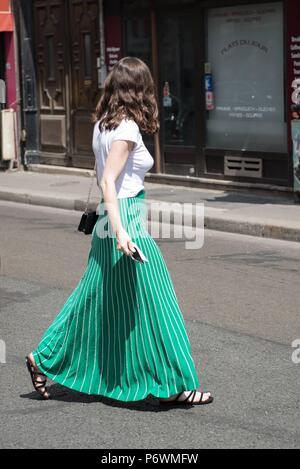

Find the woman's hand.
[{"left": 116, "top": 227, "right": 136, "bottom": 256}]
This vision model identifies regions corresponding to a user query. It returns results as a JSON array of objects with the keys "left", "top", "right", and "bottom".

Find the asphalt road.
[{"left": 0, "top": 200, "right": 300, "bottom": 449}]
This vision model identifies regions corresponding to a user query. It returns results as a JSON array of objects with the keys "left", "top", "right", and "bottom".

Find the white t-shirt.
[{"left": 92, "top": 118, "right": 154, "bottom": 198}]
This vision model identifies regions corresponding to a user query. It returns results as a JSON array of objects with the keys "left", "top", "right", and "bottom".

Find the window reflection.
[
  {"left": 160, "top": 16, "right": 196, "bottom": 146},
  {"left": 124, "top": 12, "right": 153, "bottom": 147}
]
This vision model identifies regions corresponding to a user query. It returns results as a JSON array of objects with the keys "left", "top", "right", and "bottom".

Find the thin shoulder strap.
[{"left": 84, "top": 161, "right": 97, "bottom": 213}]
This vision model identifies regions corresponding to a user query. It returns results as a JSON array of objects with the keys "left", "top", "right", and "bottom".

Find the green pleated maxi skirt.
[{"left": 32, "top": 189, "right": 200, "bottom": 402}]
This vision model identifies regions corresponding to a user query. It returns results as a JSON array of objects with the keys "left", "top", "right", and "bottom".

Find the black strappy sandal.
[
  {"left": 160, "top": 390, "right": 214, "bottom": 406},
  {"left": 25, "top": 355, "right": 51, "bottom": 400}
]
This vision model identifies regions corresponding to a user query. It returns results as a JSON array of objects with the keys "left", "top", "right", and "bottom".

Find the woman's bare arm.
[{"left": 100, "top": 140, "right": 136, "bottom": 256}]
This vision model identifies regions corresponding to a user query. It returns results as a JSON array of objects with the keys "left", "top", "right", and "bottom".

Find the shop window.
[
  {"left": 206, "top": 2, "right": 287, "bottom": 153},
  {"left": 124, "top": 15, "right": 151, "bottom": 70},
  {"left": 159, "top": 15, "right": 196, "bottom": 146},
  {"left": 124, "top": 12, "right": 152, "bottom": 148}
]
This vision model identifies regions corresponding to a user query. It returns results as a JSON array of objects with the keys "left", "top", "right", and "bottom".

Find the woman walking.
[{"left": 26, "top": 57, "right": 213, "bottom": 406}]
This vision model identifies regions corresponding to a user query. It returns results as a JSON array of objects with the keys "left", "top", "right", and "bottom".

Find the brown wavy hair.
[{"left": 93, "top": 57, "right": 159, "bottom": 134}]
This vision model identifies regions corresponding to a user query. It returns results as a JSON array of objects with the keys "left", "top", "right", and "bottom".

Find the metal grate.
[{"left": 224, "top": 156, "right": 262, "bottom": 178}]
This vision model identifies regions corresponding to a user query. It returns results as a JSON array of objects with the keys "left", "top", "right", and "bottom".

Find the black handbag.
[{"left": 78, "top": 162, "right": 99, "bottom": 235}]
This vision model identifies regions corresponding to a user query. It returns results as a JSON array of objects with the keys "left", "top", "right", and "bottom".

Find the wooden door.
[{"left": 34, "top": 0, "right": 100, "bottom": 168}]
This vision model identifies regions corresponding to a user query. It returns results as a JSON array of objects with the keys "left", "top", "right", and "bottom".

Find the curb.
[
  {"left": 25, "top": 164, "right": 294, "bottom": 199},
  {"left": 203, "top": 217, "right": 300, "bottom": 243},
  {"left": 1, "top": 188, "right": 300, "bottom": 243},
  {"left": 26, "top": 164, "right": 95, "bottom": 178}
]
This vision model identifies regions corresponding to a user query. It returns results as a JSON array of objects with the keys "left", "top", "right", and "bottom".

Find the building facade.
[{"left": 16, "top": 0, "right": 300, "bottom": 189}]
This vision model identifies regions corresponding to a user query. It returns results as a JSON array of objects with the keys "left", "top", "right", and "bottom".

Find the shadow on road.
[{"left": 20, "top": 384, "right": 195, "bottom": 413}]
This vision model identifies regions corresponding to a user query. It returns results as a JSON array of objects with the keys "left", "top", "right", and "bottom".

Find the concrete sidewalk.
[{"left": 1, "top": 168, "right": 300, "bottom": 242}]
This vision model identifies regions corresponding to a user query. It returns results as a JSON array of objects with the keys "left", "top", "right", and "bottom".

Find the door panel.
[{"left": 70, "top": 0, "right": 101, "bottom": 168}]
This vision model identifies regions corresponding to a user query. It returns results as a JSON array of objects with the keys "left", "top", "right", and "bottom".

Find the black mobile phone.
[{"left": 131, "top": 248, "right": 144, "bottom": 264}]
